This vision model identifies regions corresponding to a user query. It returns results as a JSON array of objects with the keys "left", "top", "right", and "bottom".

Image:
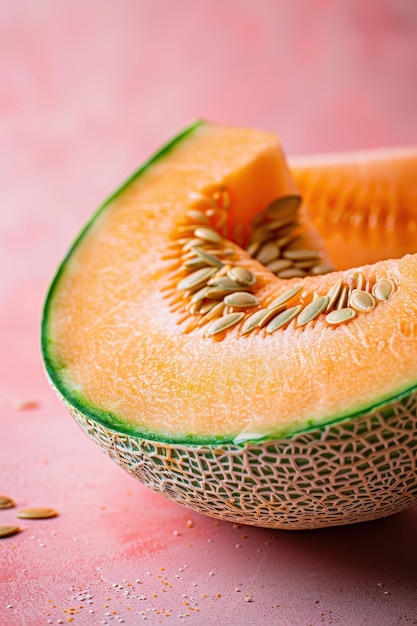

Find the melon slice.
[{"left": 42, "top": 121, "right": 417, "bottom": 529}]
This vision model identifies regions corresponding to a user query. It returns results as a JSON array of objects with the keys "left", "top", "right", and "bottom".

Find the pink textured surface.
[{"left": 1, "top": 1, "right": 417, "bottom": 624}]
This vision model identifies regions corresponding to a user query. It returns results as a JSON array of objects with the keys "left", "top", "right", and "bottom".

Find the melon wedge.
[{"left": 42, "top": 121, "right": 417, "bottom": 529}]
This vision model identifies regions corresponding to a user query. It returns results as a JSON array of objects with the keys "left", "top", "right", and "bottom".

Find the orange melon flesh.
[
  {"left": 290, "top": 147, "right": 417, "bottom": 270},
  {"left": 43, "top": 122, "right": 417, "bottom": 444}
]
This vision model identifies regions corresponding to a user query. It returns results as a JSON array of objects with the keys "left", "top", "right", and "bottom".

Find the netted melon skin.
[{"left": 61, "top": 392, "right": 417, "bottom": 530}]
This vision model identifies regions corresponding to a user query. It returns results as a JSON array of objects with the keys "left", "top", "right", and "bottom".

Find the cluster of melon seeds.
[
  {"left": 163, "top": 190, "right": 396, "bottom": 337},
  {"left": 245, "top": 195, "right": 333, "bottom": 278}
]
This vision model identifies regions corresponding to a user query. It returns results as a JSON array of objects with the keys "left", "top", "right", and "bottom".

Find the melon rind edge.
[{"left": 54, "top": 382, "right": 417, "bottom": 530}]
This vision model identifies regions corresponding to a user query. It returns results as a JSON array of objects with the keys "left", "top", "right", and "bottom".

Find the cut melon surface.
[{"left": 42, "top": 121, "right": 417, "bottom": 529}]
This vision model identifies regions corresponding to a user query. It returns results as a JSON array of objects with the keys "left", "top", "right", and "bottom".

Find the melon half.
[{"left": 42, "top": 121, "right": 417, "bottom": 529}]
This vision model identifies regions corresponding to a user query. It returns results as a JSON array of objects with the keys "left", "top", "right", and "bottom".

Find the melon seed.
[
  {"left": 182, "top": 238, "right": 206, "bottom": 251},
  {"left": 326, "top": 307, "right": 357, "bottom": 325},
  {"left": 310, "top": 263, "right": 334, "bottom": 276},
  {"left": 265, "top": 215, "right": 296, "bottom": 232},
  {"left": 183, "top": 258, "right": 208, "bottom": 271},
  {"left": 257, "top": 304, "right": 286, "bottom": 328},
  {"left": 199, "top": 301, "right": 225, "bottom": 324},
  {"left": 193, "top": 247, "right": 224, "bottom": 268},
  {"left": 348, "top": 289, "right": 376, "bottom": 312},
  {"left": 265, "top": 194, "right": 302, "bottom": 217},
  {"left": 0, "top": 495, "right": 15, "bottom": 509},
  {"left": 16, "top": 507, "right": 58, "bottom": 519},
  {"left": 185, "top": 209, "right": 210, "bottom": 224},
  {"left": 177, "top": 267, "right": 217, "bottom": 291},
  {"left": 336, "top": 285, "right": 349, "bottom": 309},
  {"left": 227, "top": 266, "right": 256, "bottom": 286},
  {"left": 194, "top": 227, "right": 222, "bottom": 244},
  {"left": 326, "top": 280, "right": 343, "bottom": 311},
  {"left": 372, "top": 278, "right": 395, "bottom": 301},
  {"left": 297, "top": 296, "right": 330, "bottom": 326},
  {"left": 265, "top": 305, "right": 303, "bottom": 333},
  {"left": 205, "top": 312, "right": 245, "bottom": 336},
  {"left": 266, "top": 259, "right": 293, "bottom": 273},
  {"left": 269, "top": 286, "right": 303, "bottom": 308},
  {"left": 190, "top": 286, "right": 211, "bottom": 303},
  {"left": 282, "top": 249, "right": 320, "bottom": 261},
  {"left": 0, "top": 525, "right": 21, "bottom": 538},
  {"left": 277, "top": 268, "right": 307, "bottom": 279},
  {"left": 256, "top": 241, "right": 280, "bottom": 265},
  {"left": 239, "top": 310, "right": 270, "bottom": 335},
  {"left": 223, "top": 292, "right": 260, "bottom": 308},
  {"left": 199, "top": 300, "right": 218, "bottom": 314},
  {"left": 208, "top": 276, "right": 243, "bottom": 291}
]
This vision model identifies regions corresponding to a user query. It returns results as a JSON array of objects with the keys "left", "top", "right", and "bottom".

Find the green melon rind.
[
  {"left": 59, "top": 382, "right": 417, "bottom": 530},
  {"left": 44, "top": 364, "right": 417, "bottom": 446}
]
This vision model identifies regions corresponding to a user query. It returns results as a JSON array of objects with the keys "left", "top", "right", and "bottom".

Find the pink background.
[{"left": 1, "top": 1, "right": 417, "bottom": 624}]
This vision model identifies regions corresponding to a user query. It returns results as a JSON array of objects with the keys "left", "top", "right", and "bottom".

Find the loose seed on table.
[
  {"left": 0, "top": 526, "right": 21, "bottom": 538},
  {"left": 16, "top": 507, "right": 58, "bottom": 519},
  {"left": 0, "top": 495, "right": 15, "bottom": 509}
]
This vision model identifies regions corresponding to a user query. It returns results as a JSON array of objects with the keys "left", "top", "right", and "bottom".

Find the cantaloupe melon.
[{"left": 42, "top": 121, "right": 417, "bottom": 529}]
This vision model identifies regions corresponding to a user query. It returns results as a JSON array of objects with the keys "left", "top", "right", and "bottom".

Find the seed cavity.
[{"left": 167, "top": 188, "right": 395, "bottom": 339}]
